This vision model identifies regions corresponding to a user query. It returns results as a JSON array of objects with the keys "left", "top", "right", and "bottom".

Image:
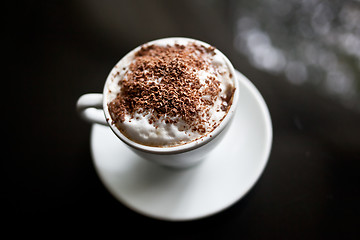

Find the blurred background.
[{"left": 5, "top": 0, "right": 360, "bottom": 238}]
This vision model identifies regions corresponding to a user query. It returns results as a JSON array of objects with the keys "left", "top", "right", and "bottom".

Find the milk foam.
[{"left": 105, "top": 39, "right": 235, "bottom": 147}]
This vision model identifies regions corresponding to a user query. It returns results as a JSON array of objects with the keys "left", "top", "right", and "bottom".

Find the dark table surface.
[{"left": 4, "top": 0, "right": 360, "bottom": 238}]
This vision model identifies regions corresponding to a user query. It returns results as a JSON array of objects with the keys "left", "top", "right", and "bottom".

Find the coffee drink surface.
[{"left": 106, "top": 39, "right": 235, "bottom": 147}]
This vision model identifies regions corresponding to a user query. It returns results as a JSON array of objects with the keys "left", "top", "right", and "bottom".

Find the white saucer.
[{"left": 90, "top": 70, "right": 273, "bottom": 221}]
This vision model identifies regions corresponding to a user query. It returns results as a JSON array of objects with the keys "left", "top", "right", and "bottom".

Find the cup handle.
[{"left": 76, "top": 93, "right": 108, "bottom": 126}]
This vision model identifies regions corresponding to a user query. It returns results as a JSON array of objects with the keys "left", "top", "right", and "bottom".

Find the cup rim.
[{"left": 102, "top": 37, "right": 239, "bottom": 154}]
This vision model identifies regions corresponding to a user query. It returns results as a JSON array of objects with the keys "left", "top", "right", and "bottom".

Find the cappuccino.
[{"left": 106, "top": 39, "right": 235, "bottom": 147}]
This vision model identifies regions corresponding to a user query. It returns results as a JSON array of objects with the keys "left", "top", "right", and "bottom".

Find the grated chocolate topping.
[{"left": 108, "top": 42, "right": 232, "bottom": 133}]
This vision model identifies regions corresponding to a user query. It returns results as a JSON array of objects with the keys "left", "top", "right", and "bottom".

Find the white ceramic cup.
[{"left": 76, "top": 37, "right": 239, "bottom": 168}]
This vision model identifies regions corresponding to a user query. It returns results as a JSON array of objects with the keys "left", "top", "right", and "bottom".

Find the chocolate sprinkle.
[{"left": 108, "top": 42, "right": 232, "bottom": 133}]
